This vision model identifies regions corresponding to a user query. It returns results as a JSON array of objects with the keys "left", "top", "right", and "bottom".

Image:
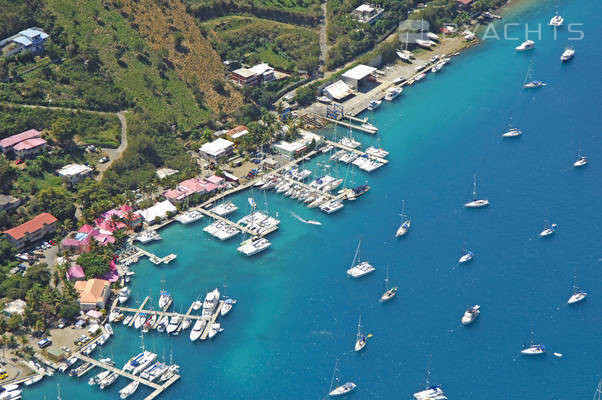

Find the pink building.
[
  {"left": 0, "top": 129, "right": 41, "bottom": 154},
  {"left": 13, "top": 137, "right": 47, "bottom": 159}
]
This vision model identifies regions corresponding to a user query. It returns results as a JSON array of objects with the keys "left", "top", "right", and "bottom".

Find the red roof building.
[
  {"left": 3, "top": 213, "right": 57, "bottom": 250},
  {"left": 0, "top": 129, "right": 42, "bottom": 153}
]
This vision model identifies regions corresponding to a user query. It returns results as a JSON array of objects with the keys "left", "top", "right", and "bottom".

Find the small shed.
[
  {"left": 43, "top": 347, "right": 66, "bottom": 362},
  {"left": 341, "top": 64, "right": 377, "bottom": 89}
]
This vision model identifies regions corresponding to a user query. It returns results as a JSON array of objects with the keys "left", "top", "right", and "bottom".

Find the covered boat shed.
[{"left": 341, "top": 64, "right": 377, "bottom": 89}]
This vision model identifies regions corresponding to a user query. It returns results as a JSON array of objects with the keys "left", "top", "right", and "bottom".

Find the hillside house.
[
  {"left": 3, "top": 213, "right": 57, "bottom": 250},
  {"left": 0, "top": 27, "right": 50, "bottom": 56}
]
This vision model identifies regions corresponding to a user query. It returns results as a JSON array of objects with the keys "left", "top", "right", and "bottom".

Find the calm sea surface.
[{"left": 29, "top": 0, "right": 602, "bottom": 398}]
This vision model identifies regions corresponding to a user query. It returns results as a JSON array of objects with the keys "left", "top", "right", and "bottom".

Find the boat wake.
[{"left": 292, "top": 212, "right": 322, "bottom": 226}]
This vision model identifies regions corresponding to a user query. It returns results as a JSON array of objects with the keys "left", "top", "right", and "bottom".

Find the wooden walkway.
[
  {"left": 75, "top": 353, "right": 181, "bottom": 399},
  {"left": 129, "top": 296, "right": 150, "bottom": 327},
  {"left": 152, "top": 297, "right": 173, "bottom": 329},
  {"left": 321, "top": 115, "right": 376, "bottom": 134},
  {"left": 115, "top": 307, "right": 207, "bottom": 321},
  {"left": 176, "top": 303, "right": 195, "bottom": 333},
  {"left": 201, "top": 301, "right": 224, "bottom": 340},
  {"left": 325, "top": 139, "right": 388, "bottom": 165}
]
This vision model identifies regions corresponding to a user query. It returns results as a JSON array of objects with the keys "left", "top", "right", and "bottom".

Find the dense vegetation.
[
  {"left": 205, "top": 16, "right": 320, "bottom": 73},
  {"left": 186, "top": 0, "right": 321, "bottom": 25}
]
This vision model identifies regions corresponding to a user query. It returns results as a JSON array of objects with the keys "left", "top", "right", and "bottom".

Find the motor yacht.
[{"left": 461, "top": 305, "right": 480, "bottom": 325}]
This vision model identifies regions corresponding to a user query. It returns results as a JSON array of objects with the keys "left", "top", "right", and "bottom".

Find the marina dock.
[
  {"left": 176, "top": 303, "right": 196, "bottom": 333},
  {"left": 320, "top": 115, "right": 377, "bottom": 134},
  {"left": 151, "top": 297, "right": 174, "bottom": 329},
  {"left": 195, "top": 207, "right": 279, "bottom": 238},
  {"left": 129, "top": 296, "right": 150, "bottom": 327},
  {"left": 74, "top": 353, "right": 180, "bottom": 400},
  {"left": 274, "top": 173, "right": 336, "bottom": 201},
  {"left": 200, "top": 301, "right": 224, "bottom": 340},
  {"left": 325, "top": 139, "right": 389, "bottom": 165}
]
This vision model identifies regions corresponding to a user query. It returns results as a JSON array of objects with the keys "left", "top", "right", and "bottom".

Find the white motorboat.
[
  {"left": 134, "top": 313, "right": 146, "bottom": 330},
  {"left": 464, "top": 175, "right": 489, "bottom": 208},
  {"left": 379, "top": 265, "right": 397, "bottom": 302},
  {"left": 574, "top": 155, "right": 587, "bottom": 167},
  {"left": 539, "top": 222, "right": 557, "bottom": 237},
  {"left": 461, "top": 305, "right": 480, "bottom": 325},
  {"left": 549, "top": 13, "right": 564, "bottom": 27},
  {"left": 521, "top": 344, "right": 546, "bottom": 355},
  {"left": 24, "top": 375, "right": 43, "bottom": 386},
  {"left": 159, "top": 290, "right": 171, "bottom": 309},
  {"left": 166, "top": 315, "right": 182, "bottom": 334},
  {"left": 122, "top": 315, "right": 133, "bottom": 326},
  {"left": 568, "top": 289, "right": 587, "bottom": 304},
  {"left": 327, "top": 359, "right": 356, "bottom": 397},
  {"left": 135, "top": 230, "right": 161, "bottom": 244},
  {"left": 221, "top": 298, "right": 236, "bottom": 316},
  {"left": 88, "top": 370, "right": 110, "bottom": 386},
  {"left": 99, "top": 372, "right": 119, "bottom": 389},
  {"left": 181, "top": 318, "right": 192, "bottom": 331},
  {"left": 524, "top": 80, "right": 546, "bottom": 88},
  {"left": 108, "top": 310, "right": 121, "bottom": 322},
  {"left": 207, "top": 323, "right": 223, "bottom": 339},
  {"left": 346, "top": 240, "right": 376, "bottom": 278},
  {"left": 560, "top": 47, "right": 575, "bottom": 62},
  {"left": 368, "top": 99, "right": 382, "bottom": 110},
  {"left": 384, "top": 87, "right": 403, "bottom": 101},
  {"left": 361, "top": 121, "right": 378, "bottom": 133},
  {"left": 365, "top": 146, "right": 389, "bottom": 158},
  {"left": 202, "top": 288, "right": 220, "bottom": 318},
  {"left": 321, "top": 144, "right": 334, "bottom": 153},
  {"left": 354, "top": 315, "right": 367, "bottom": 352},
  {"left": 118, "top": 287, "right": 130, "bottom": 304},
  {"left": 1, "top": 384, "right": 19, "bottom": 392},
  {"left": 502, "top": 127, "right": 522, "bottom": 138},
  {"left": 192, "top": 297, "right": 202, "bottom": 310},
  {"left": 83, "top": 342, "right": 97, "bottom": 355},
  {"left": 159, "top": 364, "right": 179, "bottom": 382},
  {"left": 395, "top": 201, "right": 411, "bottom": 237},
  {"left": 431, "top": 62, "right": 443, "bottom": 73},
  {"left": 458, "top": 249, "right": 474, "bottom": 264},
  {"left": 515, "top": 39, "right": 535, "bottom": 51},
  {"left": 317, "top": 96, "right": 332, "bottom": 104},
  {"left": 0, "top": 390, "right": 21, "bottom": 400},
  {"left": 237, "top": 237, "right": 271, "bottom": 256},
  {"left": 189, "top": 319, "right": 207, "bottom": 342},
  {"left": 119, "top": 381, "right": 140, "bottom": 399}
]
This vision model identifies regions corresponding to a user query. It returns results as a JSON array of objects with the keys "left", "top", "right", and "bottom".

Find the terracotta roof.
[
  {"left": 3, "top": 213, "right": 57, "bottom": 240},
  {"left": 13, "top": 138, "right": 46, "bottom": 151},
  {"left": 0, "top": 129, "right": 41, "bottom": 149},
  {"left": 226, "top": 126, "right": 249, "bottom": 139},
  {"left": 74, "top": 279, "right": 110, "bottom": 304}
]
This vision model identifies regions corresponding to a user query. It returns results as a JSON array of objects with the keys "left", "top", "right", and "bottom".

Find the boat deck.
[
  {"left": 128, "top": 296, "right": 150, "bottom": 327},
  {"left": 200, "top": 301, "right": 224, "bottom": 340},
  {"left": 325, "top": 139, "right": 389, "bottom": 165}
]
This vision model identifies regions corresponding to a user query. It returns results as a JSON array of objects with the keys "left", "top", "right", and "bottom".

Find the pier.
[
  {"left": 320, "top": 115, "right": 377, "bottom": 134},
  {"left": 176, "top": 303, "right": 196, "bottom": 333},
  {"left": 274, "top": 173, "right": 336, "bottom": 201},
  {"left": 129, "top": 296, "right": 150, "bottom": 327},
  {"left": 200, "top": 301, "right": 224, "bottom": 340},
  {"left": 74, "top": 353, "right": 180, "bottom": 400},
  {"left": 195, "top": 207, "right": 279, "bottom": 238},
  {"left": 325, "top": 139, "right": 389, "bottom": 165},
  {"left": 151, "top": 297, "right": 174, "bottom": 329}
]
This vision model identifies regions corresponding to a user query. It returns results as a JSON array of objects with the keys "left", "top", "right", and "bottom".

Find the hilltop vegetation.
[
  {"left": 186, "top": 0, "right": 321, "bottom": 24},
  {"left": 204, "top": 16, "right": 320, "bottom": 73}
]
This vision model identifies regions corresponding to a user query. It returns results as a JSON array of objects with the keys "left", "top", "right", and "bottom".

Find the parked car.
[
  {"left": 99, "top": 156, "right": 110, "bottom": 163},
  {"left": 15, "top": 159, "right": 23, "bottom": 165},
  {"left": 37, "top": 338, "right": 52, "bottom": 349}
]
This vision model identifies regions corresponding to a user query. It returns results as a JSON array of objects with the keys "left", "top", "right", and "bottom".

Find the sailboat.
[
  {"left": 574, "top": 153, "right": 587, "bottom": 167},
  {"left": 379, "top": 265, "right": 398, "bottom": 302},
  {"left": 458, "top": 244, "right": 474, "bottom": 263},
  {"left": 395, "top": 200, "right": 411, "bottom": 237},
  {"left": 567, "top": 269, "right": 587, "bottom": 304},
  {"left": 464, "top": 175, "right": 489, "bottom": 208},
  {"left": 523, "top": 64, "right": 546, "bottom": 88},
  {"left": 521, "top": 331, "right": 546, "bottom": 355},
  {"left": 327, "top": 359, "right": 356, "bottom": 397},
  {"left": 592, "top": 380, "right": 602, "bottom": 400},
  {"left": 539, "top": 220, "right": 557, "bottom": 237},
  {"left": 502, "top": 116, "right": 522, "bottom": 138},
  {"left": 346, "top": 240, "right": 375, "bottom": 278},
  {"left": 412, "top": 361, "right": 447, "bottom": 400},
  {"left": 354, "top": 315, "right": 368, "bottom": 352}
]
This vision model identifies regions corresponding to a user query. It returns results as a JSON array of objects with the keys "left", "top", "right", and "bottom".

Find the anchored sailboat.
[
  {"left": 395, "top": 200, "right": 411, "bottom": 237},
  {"left": 327, "top": 359, "right": 356, "bottom": 397},
  {"left": 346, "top": 240, "right": 375, "bottom": 278},
  {"left": 354, "top": 315, "right": 369, "bottom": 352},
  {"left": 379, "top": 265, "right": 397, "bottom": 302},
  {"left": 464, "top": 175, "right": 489, "bottom": 208}
]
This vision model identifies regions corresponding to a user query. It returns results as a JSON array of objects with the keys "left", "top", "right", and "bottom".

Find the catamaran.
[
  {"left": 395, "top": 200, "right": 411, "bottom": 237},
  {"left": 354, "top": 315, "right": 367, "bottom": 352},
  {"left": 461, "top": 305, "right": 480, "bottom": 325},
  {"left": 327, "top": 359, "right": 356, "bottom": 397},
  {"left": 237, "top": 237, "right": 271, "bottom": 256},
  {"left": 464, "top": 175, "right": 489, "bottom": 208},
  {"left": 346, "top": 240, "right": 375, "bottom": 278},
  {"left": 379, "top": 265, "right": 397, "bottom": 302}
]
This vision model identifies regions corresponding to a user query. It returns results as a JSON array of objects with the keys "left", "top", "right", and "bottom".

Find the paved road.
[
  {"left": 97, "top": 110, "right": 128, "bottom": 179},
  {"left": 319, "top": 0, "right": 330, "bottom": 70}
]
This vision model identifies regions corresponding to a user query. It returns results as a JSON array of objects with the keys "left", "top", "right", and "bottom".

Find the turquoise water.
[{"left": 30, "top": 0, "right": 602, "bottom": 398}]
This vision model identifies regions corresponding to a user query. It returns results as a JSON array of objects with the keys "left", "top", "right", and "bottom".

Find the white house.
[
  {"left": 57, "top": 164, "right": 93, "bottom": 185},
  {"left": 199, "top": 138, "right": 235, "bottom": 162}
]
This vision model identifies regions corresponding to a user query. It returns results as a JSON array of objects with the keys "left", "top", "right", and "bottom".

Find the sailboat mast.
[
  {"left": 385, "top": 265, "right": 389, "bottom": 291},
  {"left": 329, "top": 359, "right": 340, "bottom": 393},
  {"left": 472, "top": 175, "right": 477, "bottom": 200}
]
